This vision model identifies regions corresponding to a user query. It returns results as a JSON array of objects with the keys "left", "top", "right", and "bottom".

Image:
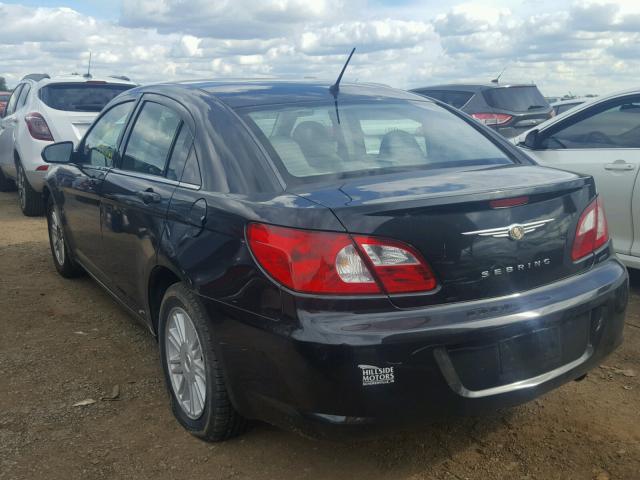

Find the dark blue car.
[{"left": 41, "top": 80, "right": 627, "bottom": 441}]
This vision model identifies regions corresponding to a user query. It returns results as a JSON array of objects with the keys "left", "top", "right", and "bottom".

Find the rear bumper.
[{"left": 204, "top": 258, "right": 628, "bottom": 437}]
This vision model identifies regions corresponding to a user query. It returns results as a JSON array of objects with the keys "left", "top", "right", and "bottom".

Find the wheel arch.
[{"left": 147, "top": 264, "right": 183, "bottom": 337}]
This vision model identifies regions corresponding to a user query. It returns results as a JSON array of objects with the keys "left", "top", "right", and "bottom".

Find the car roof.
[
  {"left": 23, "top": 75, "right": 136, "bottom": 87},
  {"left": 411, "top": 83, "right": 538, "bottom": 93},
  {"left": 132, "top": 79, "right": 429, "bottom": 109}
]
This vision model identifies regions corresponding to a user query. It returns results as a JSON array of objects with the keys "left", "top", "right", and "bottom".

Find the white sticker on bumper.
[{"left": 358, "top": 365, "right": 395, "bottom": 386}]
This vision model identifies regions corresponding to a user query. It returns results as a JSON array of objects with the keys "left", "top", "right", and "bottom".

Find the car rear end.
[
  {"left": 209, "top": 91, "right": 627, "bottom": 437},
  {"left": 471, "top": 85, "right": 554, "bottom": 138},
  {"left": 18, "top": 78, "right": 134, "bottom": 192}
]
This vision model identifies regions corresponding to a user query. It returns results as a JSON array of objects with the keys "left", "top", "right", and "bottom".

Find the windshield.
[
  {"left": 39, "top": 83, "right": 133, "bottom": 112},
  {"left": 241, "top": 101, "right": 513, "bottom": 183},
  {"left": 483, "top": 86, "right": 549, "bottom": 112}
]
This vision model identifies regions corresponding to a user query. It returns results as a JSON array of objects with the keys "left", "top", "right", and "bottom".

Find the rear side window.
[
  {"left": 418, "top": 90, "right": 474, "bottom": 109},
  {"left": 122, "top": 102, "right": 182, "bottom": 176},
  {"left": 17, "top": 84, "right": 31, "bottom": 108},
  {"left": 166, "top": 125, "right": 193, "bottom": 181},
  {"left": 4, "top": 85, "right": 23, "bottom": 116},
  {"left": 483, "top": 86, "right": 548, "bottom": 112},
  {"left": 181, "top": 149, "right": 202, "bottom": 186},
  {"left": 39, "top": 83, "right": 133, "bottom": 112}
]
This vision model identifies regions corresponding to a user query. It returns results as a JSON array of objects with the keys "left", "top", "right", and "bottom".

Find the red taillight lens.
[
  {"left": 471, "top": 113, "right": 513, "bottom": 126},
  {"left": 25, "top": 112, "right": 54, "bottom": 141},
  {"left": 571, "top": 197, "right": 609, "bottom": 261},
  {"left": 246, "top": 223, "right": 437, "bottom": 295},
  {"left": 353, "top": 236, "right": 437, "bottom": 293}
]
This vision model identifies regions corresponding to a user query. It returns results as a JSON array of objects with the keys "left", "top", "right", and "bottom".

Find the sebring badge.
[{"left": 462, "top": 218, "right": 554, "bottom": 240}]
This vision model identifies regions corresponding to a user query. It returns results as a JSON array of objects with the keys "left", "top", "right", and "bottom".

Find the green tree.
[{"left": 0, "top": 77, "right": 7, "bottom": 91}]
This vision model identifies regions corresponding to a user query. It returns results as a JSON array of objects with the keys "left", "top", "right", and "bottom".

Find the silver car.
[{"left": 515, "top": 88, "right": 640, "bottom": 268}]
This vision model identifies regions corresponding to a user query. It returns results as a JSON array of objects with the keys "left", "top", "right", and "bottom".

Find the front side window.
[
  {"left": 82, "top": 101, "right": 134, "bottom": 167},
  {"left": 241, "top": 101, "right": 513, "bottom": 183},
  {"left": 121, "top": 102, "right": 182, "bottom": 176},
  {"left": 546, "top": 98, "right": 640, "bottom": 149}
]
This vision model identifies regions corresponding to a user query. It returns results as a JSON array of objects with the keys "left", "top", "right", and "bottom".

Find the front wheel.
[
  {"left": 46, "top": 198, "right": 83, "bottom": 278},
  {"left": 158, "top": 283, "right": 247, "bottom": 442},
  {"left": 17, "top": 161, "right": 45, "bottom": 216}
]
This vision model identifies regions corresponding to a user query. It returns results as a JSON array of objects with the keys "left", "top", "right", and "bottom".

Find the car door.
[
  {"left": 523, "top": 94, "right": 640, "bottom": 257},
  {"left": 61, "top": 100, "right": 136, "bottom": 278},
  {"left": 100, "top": 95, "right": 192, "bottom": 314},
  {"left": 0, "top": 84, "right": 25, "bottom": 177}
]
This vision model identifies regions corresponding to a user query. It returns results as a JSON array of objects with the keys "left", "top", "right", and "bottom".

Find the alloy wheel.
[
  {"left": 49, "top": 208, "right": 65, "bottom": 265},
  {"left": 17, "top": 165, "right": 25, "bottom": 210},
  {"left": 165, "top": 307, "right": 207, "bottom": 419}
]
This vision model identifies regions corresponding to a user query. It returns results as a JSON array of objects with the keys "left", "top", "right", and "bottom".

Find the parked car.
[
  {"left": 551, "top": 98, "right": 585, "bottom": 115},
  {"left": 514, "top": 88, "right": 640, "bottom": 269},
  {"left": 411, "top": 83, "right": 554, "bottom": 138},
  {"left": 0, "top": 91, "right": 11, "bottom": 114},
  {"left": 0, "top": 73, "right": 136, "bottom": 215},
  {"left": 41, "top": 80, "right": 627, "bottom": 441}
]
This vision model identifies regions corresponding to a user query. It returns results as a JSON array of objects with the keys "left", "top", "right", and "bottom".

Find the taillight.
[
  {"left": 246, "top": 223, "right": 437, "bottom": 295},
  {"left": 25, "top": 112, "right": 54, "bottom": 141},
  {"left": 571, "top": 197, "right": 609, "bottom": 261},
  {"left": 489, "top": 196, "right": 529, "bottom": 208},
  {"left": 471, "top": 113, "right": 512, "bottom": 126}
]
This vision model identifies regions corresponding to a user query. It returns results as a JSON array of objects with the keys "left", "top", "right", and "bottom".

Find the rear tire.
[
  {"left": 17, "top": 161, "right": 45, "bottom": 216},
  {"left": 158, "top": 283, "right": 248, "bottom": 442},
  {"left": 0, "top": 167, "right": 16, "bottom": 192},
  {"left": 46, "top": 197, "right": 83, "bottom": 278}
]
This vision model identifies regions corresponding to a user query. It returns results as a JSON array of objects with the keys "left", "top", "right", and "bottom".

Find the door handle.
[
  {"left": 136, "top": 188, "right": 162, "bottom": 204},
  {"left": 604, "top": 160, "right": 635, "bottom": 171}
]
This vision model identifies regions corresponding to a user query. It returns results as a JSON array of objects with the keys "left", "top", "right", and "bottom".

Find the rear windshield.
[
  {"left": 483, "top": 86, "right": 549, "bottom": 112},
  {"left": 416, "top": 90, "right": 474, "bottom": 109},
  {"left": 39, "top": 83, "right": 133, "bottom": 112},
  {"left": 241, "top": 101, "right": 513, "bottom": 184}
]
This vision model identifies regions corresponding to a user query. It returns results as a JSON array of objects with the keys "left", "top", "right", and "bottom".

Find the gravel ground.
[{"left": 0, "top": 190, "right": 639, "bottom": 480}]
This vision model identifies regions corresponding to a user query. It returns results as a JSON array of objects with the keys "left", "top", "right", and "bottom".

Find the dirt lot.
[{"left": 0, "top": 190, "right": 639, "bottom": 480}]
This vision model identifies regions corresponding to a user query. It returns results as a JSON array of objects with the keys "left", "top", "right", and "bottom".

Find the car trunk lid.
[{"left": 296, "top": 165, "right": 595, "bottom": 308}]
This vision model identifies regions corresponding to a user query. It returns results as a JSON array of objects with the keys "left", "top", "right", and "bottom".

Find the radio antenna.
[
  {"left": 491, "top": 65, "right": 507, "bottom": 84},
  {"left": 329, "top": 47, "right": 355, "bottom": 98},
  {"left": 329, "top": 48, "right": 355, "bottom": 124},
  {"left": 84, "top": 52, "right": 93, "bottom": 79}
]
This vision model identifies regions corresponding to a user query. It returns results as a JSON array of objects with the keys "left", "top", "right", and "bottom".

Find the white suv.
[{"left": 0, "top": 74, "right": 136, "bottom": 215}]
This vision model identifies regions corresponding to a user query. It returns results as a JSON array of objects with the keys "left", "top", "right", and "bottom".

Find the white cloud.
[{"left": 0, "top": 0, "right": 639, "bottom": 97}]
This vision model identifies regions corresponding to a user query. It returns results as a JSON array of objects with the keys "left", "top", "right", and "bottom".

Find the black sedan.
[{"left": 41, "top": 80, "right": 628, "bottom": 441}]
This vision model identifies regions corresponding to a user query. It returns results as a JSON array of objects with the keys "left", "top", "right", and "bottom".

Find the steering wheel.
[{"left": 585, "top": 131, "right": 613, "bottom": 145}]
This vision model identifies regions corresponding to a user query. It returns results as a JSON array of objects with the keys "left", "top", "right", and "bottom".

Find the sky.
[{"left": 1, "top": 0, "right": 639, "bottom": 97}]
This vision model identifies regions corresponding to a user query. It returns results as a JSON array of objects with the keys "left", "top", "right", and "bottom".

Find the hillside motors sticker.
[{"left": 358, "top": 364, "right": 395, "bottom": 386}]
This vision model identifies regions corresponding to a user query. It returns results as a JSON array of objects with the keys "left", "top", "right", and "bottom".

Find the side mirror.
[
  {"left": 42, "top": 141, "right": 74, "bottom": 164},
  {"left": 522, "top": 129, "right": 540, "bottom": 149}
]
